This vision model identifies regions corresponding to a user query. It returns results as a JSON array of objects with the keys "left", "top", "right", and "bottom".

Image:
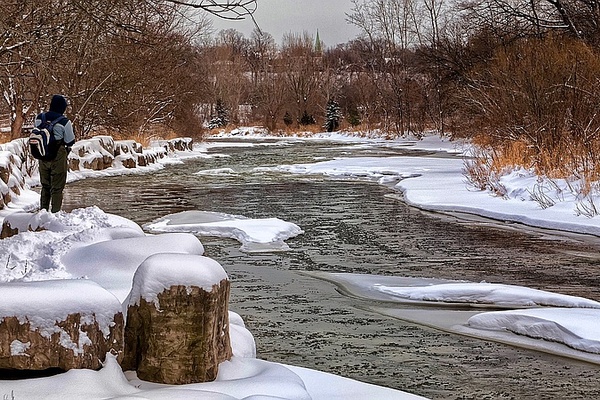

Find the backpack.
[{"left": 29, "top": 114, "right": 64, "bottom": 161}]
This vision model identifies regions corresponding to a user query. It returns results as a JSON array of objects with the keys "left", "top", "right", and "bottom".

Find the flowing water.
[{"left": 62, "top": 139, "right": 600, "bottom": 399}]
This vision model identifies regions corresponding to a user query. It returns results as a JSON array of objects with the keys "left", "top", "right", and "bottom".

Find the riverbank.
[{"left": 0, "top": 136, "right": 202, "bottom": 223}]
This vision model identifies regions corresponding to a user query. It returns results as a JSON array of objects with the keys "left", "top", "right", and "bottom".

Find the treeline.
[
  {"left": 342, "top": 0, "right": 600, "bottom": 182},
  {"left": 0, "top": 0, "right": 252, "bottom": 141},
  {"left": 3, "top": 0, "right": 600, "bottom": 182}
]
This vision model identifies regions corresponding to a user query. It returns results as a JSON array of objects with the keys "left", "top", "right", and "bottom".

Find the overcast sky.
[{"left": 210, "top": 0, "right": 361, "bottom": 47}]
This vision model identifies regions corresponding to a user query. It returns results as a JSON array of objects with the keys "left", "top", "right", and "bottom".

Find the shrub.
[{"left": 462, "top": 36, "right": 600, "bottom": 180}]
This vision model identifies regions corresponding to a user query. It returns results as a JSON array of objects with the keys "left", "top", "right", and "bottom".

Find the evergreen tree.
[
  {"left": 208, "top": 99, "right": 229, "bottom": 129},
  {"left": 299, "top": 110, "right": 316, "bottom": 126},
  {"left": 323, "top": 100, "right": 342, "bottom": 132}
]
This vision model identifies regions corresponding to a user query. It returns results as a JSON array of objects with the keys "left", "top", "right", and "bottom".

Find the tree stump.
[
  {"left": 123, "top": 253, "right": 232, "bottom": 384},
  {"left": 0, "top": 280, "right": 124, "bottom": 371}
]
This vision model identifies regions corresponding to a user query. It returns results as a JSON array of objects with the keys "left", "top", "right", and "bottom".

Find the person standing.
[{"left": 35, "top": 94, "right": 76, "bottom": 213}]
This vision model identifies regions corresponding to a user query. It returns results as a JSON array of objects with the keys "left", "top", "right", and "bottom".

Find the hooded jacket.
[{"left": 35, "top": 94, "right": 76, "bottom": 147}]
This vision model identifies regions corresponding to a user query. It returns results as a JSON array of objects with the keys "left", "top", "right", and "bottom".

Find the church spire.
[{"left": 314, "top": 29, "right": 322, "bottom": 54}]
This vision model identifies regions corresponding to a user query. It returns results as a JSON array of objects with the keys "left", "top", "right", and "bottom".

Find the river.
[{"left": 62, "top": 138, "right": 600, "bottom": 399}]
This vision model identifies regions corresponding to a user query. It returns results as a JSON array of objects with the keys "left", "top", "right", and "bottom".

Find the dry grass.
[
  {"left": 466, "top": 136, "right": 600, "bottom": 215},
  {"left": 473, "top": 137, "right": 600, "bottom": 182},
  {"left": 463, "top": 36, "right": 600, "bottom": 209}
]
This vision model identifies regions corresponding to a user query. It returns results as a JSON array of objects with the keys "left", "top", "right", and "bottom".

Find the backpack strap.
[
  {"left": 43, "top": 113, "right": 68, "bottom": 145},
  {"left": 51, "top": 116, "right": 65, "bottom": 124}
]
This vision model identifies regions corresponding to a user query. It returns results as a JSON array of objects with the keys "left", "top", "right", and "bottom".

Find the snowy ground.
[{"left": 2, "top": 130, "right": 600, "bottom": 399}]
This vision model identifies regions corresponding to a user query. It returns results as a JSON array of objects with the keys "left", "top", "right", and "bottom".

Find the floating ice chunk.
[{"left": 144, "top": 210, "right": 303, "bottom": 253}]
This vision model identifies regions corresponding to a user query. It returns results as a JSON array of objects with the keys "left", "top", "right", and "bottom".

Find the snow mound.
[
  {"left": 0, "top": 279, "right": 121, "bottom": 338},
  {"left": 0, "top": 207, "right": 145, "bottom": 283},
  {"left": 468, "top": 308, "right": 600, "bottom": 354},
  {"left": 62, "top": 232, "right": 205, "bottom": 302},
  {"left": 374, "top": 282, "right": 600, "bottom": 308}
]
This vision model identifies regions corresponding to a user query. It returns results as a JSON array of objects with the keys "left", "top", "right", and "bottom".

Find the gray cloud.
[{"left": 210, "top": 0, "right": 361, "bottom": 46}]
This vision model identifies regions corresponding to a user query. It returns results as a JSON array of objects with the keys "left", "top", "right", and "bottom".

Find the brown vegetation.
[{"left": 459, "top": 36, "right": 600, "bottom": 184}]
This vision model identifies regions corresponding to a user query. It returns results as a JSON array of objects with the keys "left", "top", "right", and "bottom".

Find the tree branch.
[{"left": 164, "top": 0, "right": 257, "bottom": 20}]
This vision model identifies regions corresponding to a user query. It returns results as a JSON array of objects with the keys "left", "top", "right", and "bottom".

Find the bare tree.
[
  {"left": 0, "top": 0, "right": 68, "bottom": 139},
  {"left": 205, "top": 29, "right": 252, "bottom": 125},
  {"left": 163, "top": 0, "right": 257, "bottom": 20},
  {"left": 244, "top": 29, "right": 287, "bottom": 130},
  {"left": 0, "top": 0, "right": 257, "bottom": 139},
  {"left": 461, "top": 0, "right": 600, "bottom": 44},
  {"left": 347, "top": 0, "right": 425, "bottom": 134},
  {"left": 280, "top": 32, "right": 322, "bottom": 126}
]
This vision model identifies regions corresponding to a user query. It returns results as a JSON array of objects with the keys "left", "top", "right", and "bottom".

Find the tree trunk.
[{"left": 10, "top": 98, "right": 25, "bottom": 140}]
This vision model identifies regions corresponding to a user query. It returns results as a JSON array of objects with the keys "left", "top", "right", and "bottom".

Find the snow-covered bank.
[
  {"left": 0, "top": 136, "right": 203, "bottom": 222},
  {"left": 210, "top": 129, "right": 600, "bottom": 238},
  {"left": 243, "top": 131, "right": 600, "bottom": 237},
  {"left": 307, "top": 272, "right": 600, "bottom": 363}
]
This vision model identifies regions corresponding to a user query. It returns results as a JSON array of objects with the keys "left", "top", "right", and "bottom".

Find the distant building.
[{"left": 314, "top": 30, "right": 323, "bottom": 54}]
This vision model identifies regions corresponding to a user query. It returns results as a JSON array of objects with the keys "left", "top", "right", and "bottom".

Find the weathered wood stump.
[
  {"left": 0, "top": 280, "right": 124, "bottom": 371},
  {"left": 123, "top": 253, "right": 232, "bottom": 384}
]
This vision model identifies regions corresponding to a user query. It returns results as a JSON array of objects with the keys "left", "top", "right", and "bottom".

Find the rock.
[
  {"left": 1, "top": 212, "right": 38, "bottom": 239},
  {"left": 115, "top": 140, "right": 143, "bottom": 156},
  {"left": 137, "top": 153, "right": 149, "bottom": 166},
  {"left": 117, "top": 155, "right": 137, "bottom": 169},
  {"left": 169, "top": 138, "right": 193, "bottom": 152},
  {"left": 0, "top": 162, "right": 10, "bottom": 184},
  {"left": 68, "top": 157, "right": 80, "bottom": 171},
  {"left": 0, "top": 211, "right": 67, "bottom": 239},
  {"left": 0, "top": 219, "right": 19, "bottom": 239},
  {"left": 122, "top": 254, "right": 232, "bottom": 384},
  {"left": 1, "top": 188, "right": 10, "bottom": 210},
  {"left": 151, "top": 138, "right": 193, "bottom": 153},
  {"left": 82, "top": 155, "right": 112, "bottom": 171},
  {"left": 0, "top": 280, "right": 124, "bottom": 371},
  {"left": 71, "top": 137, "right": 116, "bottom": 171},
  {"left": 0, "top": 152, "right": 26, "bottom": 209},
  {"left": 94, "top": 136, "right": 116, "bottom": 155}
]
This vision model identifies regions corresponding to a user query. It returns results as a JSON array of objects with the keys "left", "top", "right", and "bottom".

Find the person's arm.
[{"left": 63, "top": 120, "right": 75, "bottom": 149}]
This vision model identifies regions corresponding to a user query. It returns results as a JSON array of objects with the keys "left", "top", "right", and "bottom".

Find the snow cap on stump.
[{"left": 127, "top": 253, "right": 228, "bottom": 307}]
